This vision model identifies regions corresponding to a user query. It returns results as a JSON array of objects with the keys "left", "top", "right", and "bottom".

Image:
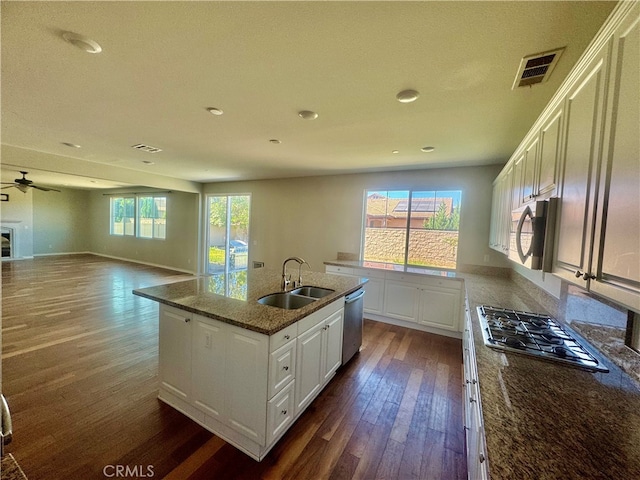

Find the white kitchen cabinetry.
[
  {"left": 295, "top": 304, "right": 344, "bottom": 414},
  {"left": 158, "top": 305, "right": 192, "bottom": 401},
  {"left": 326, "top": 265, "right": 464, "bottom": 337},
  {"left": 419, "top": 283, "right": 463, "bottom": 332},
  {"left": 157, "top": 299, "right": 344, "bottom": 461},
  {"left": 519, "top": 136, "right": 540, "bottom": 205},
  {"left": 555, "top": 3, "right": 640, "bottom": 311},
  {"left": 554, "top": 40, "right": 610, "bottom": 286},
  {"left": 536, "top": 105, "right": 564, "bottom": 199},
  {"left": 463, "top": 308, "right": 489, "bottom": 480},
  {"left": 589, "top": 7, "right": 640, "bottom": 311},
  {"left": 353, "top": 268, "right": 384, "bottom": 315},
  {"left": 383, "top": 278, "right": 422, "bottom": 322},
  {"left": 489, "top": 164, "right": 512, "bottom": 254}
]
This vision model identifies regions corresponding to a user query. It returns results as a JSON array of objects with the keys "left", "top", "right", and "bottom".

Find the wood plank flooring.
[{"left": 1, "top": 254, "right": 466, "bottom": 479}]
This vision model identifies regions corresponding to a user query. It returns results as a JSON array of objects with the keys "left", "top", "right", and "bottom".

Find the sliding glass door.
[{"left": 206, "top": 194, "right": 250, "bottom": 278}]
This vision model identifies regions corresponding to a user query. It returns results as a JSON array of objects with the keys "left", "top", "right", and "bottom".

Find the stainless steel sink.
[
  {"left": 290, "top": 286, "right": 335, "bottom": 298},
  {"left": 257, "top": 292, "right": 317, "bottom": 309}
]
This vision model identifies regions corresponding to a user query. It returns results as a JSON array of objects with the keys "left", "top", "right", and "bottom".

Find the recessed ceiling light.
[
  {"left": 61, "top": 142, "right": 81, "bottom": 148},
  {"left": 62, "top": 31, "right": 102, "bottom": 54},
  {"left": 142, "top": 160, "right": 155, "bottom": 165},
  {"left": 269, "top": 139, "right": 281, "bottom": 144},
  {"left": 298, "top": 110, "right": 318, "bottom": 120},
  {"left": 396, "top": 89, "right": 420, "bottom": 103},
  {"left": 392, "top": 150, "right": 399, "bottom": 154},
  {"left": 421, "top": 146, "right": 435, "bottom": 153},
  {"left": 206, "top": 107, "right": 224, "bottom": 116}
]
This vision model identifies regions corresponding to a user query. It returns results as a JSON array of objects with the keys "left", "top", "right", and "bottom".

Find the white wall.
[
  {"left": 203, "top": 165, "right": 510, "bottom": 272},
  {"left": 86, "top": 188, "right": 200, "bottom": 273},
  {"left": 0, "top": 188, "right": 34, "bottom": 258},
  {"left": 33, "top": 188, "right": 91, "bottom": 254}
]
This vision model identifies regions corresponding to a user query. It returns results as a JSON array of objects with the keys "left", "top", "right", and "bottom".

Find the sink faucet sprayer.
[{"left": 281, "top": 257, "right": 310, "bottom": 291}]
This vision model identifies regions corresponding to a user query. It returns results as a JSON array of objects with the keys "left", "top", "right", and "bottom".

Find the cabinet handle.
[
  {"left": 582, "top": 272, "right": 595, "bottom": 280},
  {"left": 283, "top": 366, "right": 289, "bottom": 371},
  {"left": 470, "top": 397, "right": 476, "bottom": 403},
  {"left": 281, "top": 409, "right": 287, "bottom": 415},
  {"left": 479, "top": 453, "right": 486, "bottom": 463},
  {"left": 284, "top": 334, "right": 290, "bottom": 340},
  {"left": 184, "top": 318, "right": 190, "bottom": 323},
  {"left": 575, "top": 270, "right": 583, "bottom": 278}
]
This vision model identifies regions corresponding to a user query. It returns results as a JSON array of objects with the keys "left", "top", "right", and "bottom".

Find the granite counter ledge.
[
  {"left": 133, "top": 268, "right": 366, "bottom": 335},
  {"left": 461, "top": 273, "right": 640, "bottom": 480}
]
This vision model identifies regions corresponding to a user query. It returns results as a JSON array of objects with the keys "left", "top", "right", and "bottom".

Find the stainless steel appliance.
[
  {"left": 508, "top": 198, "right": 558, "bottom": 271},
  {"left": 477, "top": 305, "right": 608, "bottom": 373},
  {"left": 343, "top": 289, "right": 364, "bottom": 364}
]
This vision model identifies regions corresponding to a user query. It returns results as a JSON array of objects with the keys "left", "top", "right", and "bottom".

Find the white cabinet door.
[
  {"left": 591, "top": 7, "right": 640, "bottom": 311},
  {"left": 158, "top": 305, "right": 192, "bottom": 400},
  {"left": 266, "top": 380, "right": 295, "bottom": 445},
  {"left": 191, "top": 317, "right": 226, "bottom": 419},
  {"left": 322, "top": 310, "right": 344, "bottom": 384},
  {"left": 537, "top": 106, "right": 563, "bottom": 198},
  {"left": 362, "top": 277, "right": 384, "bottom": 314},
  {"left": 383, "top": 280, "right": 420, "bottom": 322},
  {"left": 268, "top": 340, "right": 296, "bottom": 398},
  {"left": 226, "top": 326, "right": 269, "bottom": 445},
  {"left": 418, "top": 286, "right": 462, "bottom": 332},
  {"left": 521, "top": 136, "right": 540, "bottom": 204},
  {"left": 295, "top": 321, "right": 324, "bottom": 414},
  {"left": 554, "top": 42, "right": 610, "bottom": 283}
]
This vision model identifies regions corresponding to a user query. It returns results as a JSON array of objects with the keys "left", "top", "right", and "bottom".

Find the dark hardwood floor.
[{"left": 1, "top": 255, "right": 465, "bottom": 479}]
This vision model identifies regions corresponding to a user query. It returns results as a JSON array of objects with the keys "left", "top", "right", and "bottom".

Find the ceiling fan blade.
[
  {"left": 1, "top": 182, "right": 17, "bottom": 185},
  {"left": 31, "top": 185, "right": 61, "bottom": 192},
  {"left": 1, "top": 185, "right": 17, "bottom": 190}
]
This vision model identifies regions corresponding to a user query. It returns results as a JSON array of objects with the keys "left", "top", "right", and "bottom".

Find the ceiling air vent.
[
  {"left": 512, "top": 47, "right": 565, "bottom": 89},
  {"left": 131, "top": 143, "right": 162, "bottom": 154}
]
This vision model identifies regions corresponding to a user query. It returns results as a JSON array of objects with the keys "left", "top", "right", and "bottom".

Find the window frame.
[
  {"left": 361, "top": 189, "right": 462, "bottom": 271},
  {"left": 109, "top": 194, "right": 167, "bottom": 240}
]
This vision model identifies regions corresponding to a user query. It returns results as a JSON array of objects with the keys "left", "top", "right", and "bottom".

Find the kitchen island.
[{"left": 133, "top": 268, "right": 366, "bottom": 460}]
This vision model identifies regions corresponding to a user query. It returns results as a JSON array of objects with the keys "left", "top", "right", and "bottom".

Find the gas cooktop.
[{"left": 477, "top": 305, "right": 608, "bottom": 373}]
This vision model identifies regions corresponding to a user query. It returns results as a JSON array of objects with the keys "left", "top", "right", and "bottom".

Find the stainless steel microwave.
[{"left": 508, "top": 198, "right": 558, "bottom": 271}]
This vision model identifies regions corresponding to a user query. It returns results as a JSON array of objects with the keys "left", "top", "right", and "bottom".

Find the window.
[
  {"left": 206, "top": 194, "right": 250, "bottom": 276},
  {"left": 138, "top": 196, "right": 166, "bottom": 239},
  {"left": 363, "top": 190, "right": 462, "bottom": 270},
  {"left": 110, "top": 197, "right": 135, "bottom": 236},
  {"left": 109, "top": 195, "right": 167, "bottom": 239}
]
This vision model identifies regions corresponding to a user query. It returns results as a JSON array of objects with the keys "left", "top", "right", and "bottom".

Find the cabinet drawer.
[
  {"left": 325, "top": 265, "right": 354, "bottom": 276},
  {"left": 298, "top": 299, "right": 343, "bottom": 334},
  {"left": 267, "top": 380, "right": 295, "bottom": 445},
  {"left": 268, "top": 340, "right": 296, "bottom": 398},
  {"left": 352, "top": 267, "right": 385, "bottom": 279},
  {"left": 269, "top": 322, "right": 298, "bottom": 353},
  {"left": 420, "top": 276, "right": 462, "bottom": 290}
]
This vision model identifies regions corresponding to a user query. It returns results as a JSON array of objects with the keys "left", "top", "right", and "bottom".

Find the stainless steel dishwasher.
[{"left": 342, "top": 288, "right": 365, "bottom": 364}]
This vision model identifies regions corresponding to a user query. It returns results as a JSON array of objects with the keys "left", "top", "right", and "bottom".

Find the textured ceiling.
[{"left": 1, "top": 1, "right": 617, "bottom": 189}]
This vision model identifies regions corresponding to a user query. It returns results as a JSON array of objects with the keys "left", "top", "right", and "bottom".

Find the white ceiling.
[{"left": 1, "top": 1, "right": 617, "bottom": 190}]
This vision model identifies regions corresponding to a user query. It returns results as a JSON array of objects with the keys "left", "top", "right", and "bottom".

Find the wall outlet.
[{"left": 253, "top": 261, "right": 265, "bottom": 269}]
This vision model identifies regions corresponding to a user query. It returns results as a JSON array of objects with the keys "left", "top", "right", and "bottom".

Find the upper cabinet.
[
  {"left": 590, "top": 7, "right": 640, "bottom": 310},
  {"left": 490, "top": 1, "right": 640, "bottom": 312}
]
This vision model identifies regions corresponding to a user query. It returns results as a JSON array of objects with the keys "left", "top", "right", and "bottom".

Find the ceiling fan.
[{"left": 1, "top": 171, "right": 60, "bottom": 193}]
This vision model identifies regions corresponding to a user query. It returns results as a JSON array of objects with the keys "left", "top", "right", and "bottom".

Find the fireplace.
[{"left": 1, "top": 227, "right": 15, "bottom": 258}]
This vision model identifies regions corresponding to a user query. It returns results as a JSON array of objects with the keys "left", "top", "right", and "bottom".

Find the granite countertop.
[
  {"left": 324, "top": 258, "right": 462, "bottom": 280},
  {"left": 462, "top": 273, "right": 640, "bottom": 480},
  {"left": 133, "top": 268, "right": 366, "bottom": 335}
]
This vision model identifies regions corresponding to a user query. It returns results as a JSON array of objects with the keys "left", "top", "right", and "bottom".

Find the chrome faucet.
[{"left": 281, "top": 257, "right": 309, "bottom": 291}]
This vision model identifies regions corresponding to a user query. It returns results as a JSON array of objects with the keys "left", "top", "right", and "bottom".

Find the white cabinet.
[
  {"left": 555, "top": 3, "right": 640, "bottom": 311},
  {"left": 489, "top": 163, "right": 513, "bottom": 254},
  {"left": 589, "top": 7, "right": 640, "bottom": 311},
  {"left": 295, "top": 320, "right": 324, "bottom": 414},
  {"left": 520, "top": 136, "right": 540, "bottom": 205},
  {"left": 418, "top": 284, "right": 462, "bottom": 332},
  {"left": 295, "top": 304, "right": 344, "bottom": 414},
  {"left": 554, "top": 41, "right": 610, "bottom": 285},
  {"left": 225, "top": 325, "right": 269, "bottom": 445},
  {"left": 383, "top": 279, "right": 421, "bottom": 322},
  {"left": 158, "top": 305, "right": 192, "bottom": 401},
  {"left": 192, "top": 317, "right": 226, "bottom": 419},
  {"left": 158, "top": 300, "right": 344, "bottom": 461},
  {"left": 537, "top": 105, "right": 563, "bottom": 198},
  {"left": 353, "top": 268, "right": 384, "bottom": 315},
  {"left": 463, "top": 309, "right": 489, "bottom": 480}
]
